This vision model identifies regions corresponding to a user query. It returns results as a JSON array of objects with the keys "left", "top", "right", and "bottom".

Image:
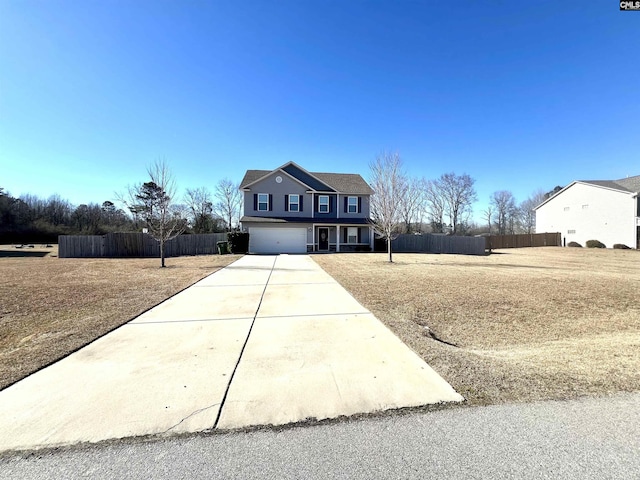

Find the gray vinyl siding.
[
  {"left": 338, "top": 194, "right": 370, "bottom": 219},
  {"left": 243, "top": 172, "right": 312, "bottom": 218},
  {"left": 242, "top": 171, "right": 371, "bottom": 221},
  {"left": 314, "top": 194, "right": 338, "bottom": 219}
]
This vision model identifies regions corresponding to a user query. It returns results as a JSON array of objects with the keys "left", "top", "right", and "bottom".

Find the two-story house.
[
  {"left": 535, "top": 175, "right": 640, "bottom": 249},
  {"left": 239, "top": 162, "right": 374, "bottom": 254}
]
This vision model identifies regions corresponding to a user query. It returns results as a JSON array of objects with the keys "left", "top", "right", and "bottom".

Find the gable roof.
[
  {"left": 606, "top": 175, "right": 640, "bottom": 193},
  {"left": 578, "top": 175, "right": 640, "bottom": 194},
  {"left": 240, "top": 162, "right": 374, "bottom": 195},
  {"left": 535, "top": 174, "right": 640, "bottom": 210}
]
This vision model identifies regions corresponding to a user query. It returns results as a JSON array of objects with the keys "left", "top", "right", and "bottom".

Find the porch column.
[
  {"left": 312, "top": 225, "right": 315, "bottom": 252},
  {"left": 369, "top": 225, "right": 374, "bottom": 251},
  {"left": 336, "top": 225, "right": 340, "bottom": 252}
]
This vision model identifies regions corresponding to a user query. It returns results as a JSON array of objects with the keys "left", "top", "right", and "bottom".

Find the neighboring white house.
[{"left": 535, "top": 175, "right": 640, "bottom": 249}]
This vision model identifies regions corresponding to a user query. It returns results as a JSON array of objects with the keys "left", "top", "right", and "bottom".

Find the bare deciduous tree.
[
  {"left": 43, "top": 194, "right": 73, "bottom": 226},
  {"left": 72, "top": 203, "right": 103, "bottom": 234},
  {"left": 424, "top": 179, "right": 446, "bottom": 233},
  {"left": 399, "top": 177, "right": 425, "bottom": 233},
  {"left": 490, "top": 190, "right": 517, "bottom": 235},
  {"left": 482, "top": 205, "right": 494, "bottom": 235},
  {"left": 369, "top": 151, "right": 408, "bottom": 263},
  {"left": 214, "top": 179, "right": 242, "bottom": 231},
  {"left": 119, "top": 159, "right": 186, "bottom": 267},
  {"left": 185, "top": 186, "right": 216, "bottom": 233},
  {"left": 519, "top": 189, "right": 546, "bottom": 234},
  {"left": 429, "top": 173, "right": 477, "bottom": 234}
]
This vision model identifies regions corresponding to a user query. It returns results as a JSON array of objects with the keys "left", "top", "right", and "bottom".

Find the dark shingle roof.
[
  {"left": 313, "top": 173, "right": 374, "bottom": 195},
  {"left": 613, "top": 175, "right": 640, "bottom": 192},
  {"left": 240, "top": 165, "right": 373, "bottom": 195},
  {"left": 535, "top": 174, "right": 640, "bottom": 210},
  {"left": 581, "top": 175, "right": 640, "bottom": 193},
  {"left": 240, "top": 170, "right": 270, "bottom": 188}
]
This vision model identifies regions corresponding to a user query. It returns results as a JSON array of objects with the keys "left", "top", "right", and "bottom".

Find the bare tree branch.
[
  {"left": 519, "top": 189, "right": 546, "bottom": 234},
  {"left": 490, "top": 190, "right": 517, "bottom": 235},
  {"left": 369, "top": 151, "right": 408, "bottom": 263},
  {"left": 424, "top": 179, "right": 446, "bottom": 233},
  {"left": 185, "top": 186, "right": 218, "bottom": 233},
  {"left": 399, "top": 177, "right": 425, "bottom": 233},
  {"left": 213, "top": 179, "right": 242, "bottom": 232},
  {"left": 119, "top": 159, "right": 186, "bottom": 267},
  {"left": 482, "top": 205, "right": 494, "bottom": 235}
]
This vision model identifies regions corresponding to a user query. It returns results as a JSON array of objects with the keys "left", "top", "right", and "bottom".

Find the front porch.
[{"left": 307, "top": 224, "right": 373, "bottom": 253}]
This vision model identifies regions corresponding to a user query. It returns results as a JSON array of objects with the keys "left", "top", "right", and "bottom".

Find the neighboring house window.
[
  {"left": 348, "top": 196, "right": 358, "bottom": 213},
  {"left": 564, "top": 207, "right": 570, "bottom": 211},
  {"left": 568, "top": 229, "right": 576, "bottom": 234},
  {"left": 347, "top": 227, "right": 358, "bottom": 243},
  {"left": 582, "top": 204, "right": 589, "bottom": 210},
  {"left": 257, "top": 193, "right": 269, "bottom": 211},
  {"left": 319, "top": 195, "right": 329, "bottom": 213},
  {"left": 288, "top": 194, "right": 300, "bottom": 212}
]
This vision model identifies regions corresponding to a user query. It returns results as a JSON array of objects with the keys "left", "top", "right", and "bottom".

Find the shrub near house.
[{"left": 586, "top": 240, "right": 605, "bottom": 249}]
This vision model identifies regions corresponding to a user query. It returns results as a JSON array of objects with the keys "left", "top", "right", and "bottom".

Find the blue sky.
[{"left": 1, "top": 1, "right": 638, "bottom": 219}]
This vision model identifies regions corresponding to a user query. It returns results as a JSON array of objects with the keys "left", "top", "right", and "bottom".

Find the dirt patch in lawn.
[
  {"left": 0, "top": 245, "right": 240, "bottom": 390},
  {"left": 313, "top": 247, "right": 640, "bottom": 405}
]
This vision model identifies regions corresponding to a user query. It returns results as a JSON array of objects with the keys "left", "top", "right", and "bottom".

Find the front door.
[{"left": 318, "top": 227, "right": 329, "bottom": 251}]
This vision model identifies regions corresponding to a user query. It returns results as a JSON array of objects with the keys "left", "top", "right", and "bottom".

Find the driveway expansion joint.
[
  {"left": 0, "top": 254, "right": 464, "bottom": 451},
  {"left": 213, "top": 255, "right": 278, "bottom": 429}
]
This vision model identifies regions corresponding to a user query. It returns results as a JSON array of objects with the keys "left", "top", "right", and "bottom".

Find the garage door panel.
[{"left": 249, "top": 227, "right": 306, "bottom": 254}]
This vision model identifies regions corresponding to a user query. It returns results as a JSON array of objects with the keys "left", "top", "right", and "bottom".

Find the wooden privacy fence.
[
  {"left": 59, "top": 232, "right": 228, "bottom": 258},
  {"left": 485, "top": 232, "right": 561, "bottom": 250},
  {"left": 391, "top": 234, "right": 485, "bottom": 255}
]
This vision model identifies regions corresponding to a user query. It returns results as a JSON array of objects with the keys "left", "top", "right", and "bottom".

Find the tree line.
[
  {"left": 369, "top": 152, "right": 554, "bottom": 261},
  {"left": 0, "top": 168, "right": 242, "bottom": 244},
  {"left": 3, "top": 155, "right": 557, "bottom": 248}
]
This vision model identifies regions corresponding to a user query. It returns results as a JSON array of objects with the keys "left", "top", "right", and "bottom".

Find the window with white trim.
[
  {"left": 568, "top": 229, "right": 576, "bottom": 234},
  {"left": 319, "top": 195, "right": 329, "bottom": 213},
  {"left": 258, "top": 193, "right": 269, "bottom": 211},
  {"left": 348, "top": 196, "right": 358, "bottom": 213},
  {"left": 348, "top": 227, "right": 358, "bottom": 243},
  {"left": 564, "top": 207, "right": 570, "bottom": 211},
  {"left": 289, "top": 194, "right": 300, "bottom": 212}
]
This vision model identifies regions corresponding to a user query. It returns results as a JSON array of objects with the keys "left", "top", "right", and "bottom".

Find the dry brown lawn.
[
  {"left": 0, "top": 245, "right": 239, "bottom": 390},
  {"left": 313, "top": 247, "right": 640, "bottom": 406}
]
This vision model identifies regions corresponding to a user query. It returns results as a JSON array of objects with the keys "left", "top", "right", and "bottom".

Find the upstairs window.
[
  {"left": 319, "top": 195, "right": 329, "bottom": 213},
  {"left": 348, "top": 196, "right": 358, "bottom": 213},
  {"left": 257, "top": 193, "right": 269, "bottom": 211},
  {"left": 289, "top": 194, "right": 300, "bottom": 212}
]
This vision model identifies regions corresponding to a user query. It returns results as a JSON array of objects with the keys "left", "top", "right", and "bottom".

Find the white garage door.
[{"left": 249, "top": 227, "right": 307, "bottom": 254}]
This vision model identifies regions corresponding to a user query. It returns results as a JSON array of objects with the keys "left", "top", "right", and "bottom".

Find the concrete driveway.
[{"left": 0, "top": 255, "right": 462, "bottom": 452}]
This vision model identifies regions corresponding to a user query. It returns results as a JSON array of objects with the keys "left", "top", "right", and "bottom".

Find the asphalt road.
[{"left": 2, "top": 393, "right": 638, "bottom": 479}]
